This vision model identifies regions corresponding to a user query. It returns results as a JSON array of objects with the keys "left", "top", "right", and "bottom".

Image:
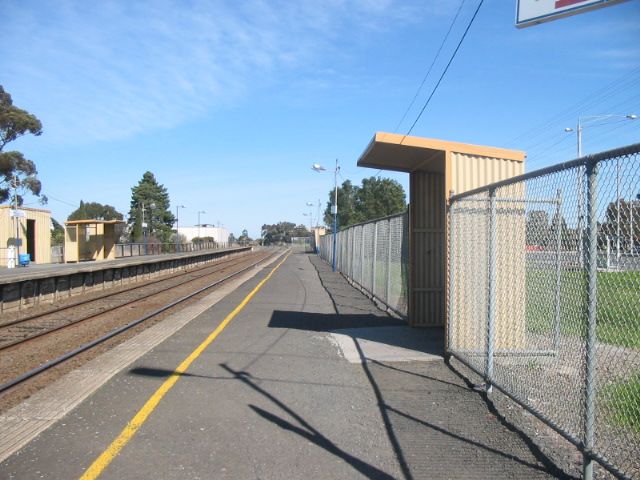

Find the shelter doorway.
[{"left": 26, "top": 219, "right": 36, "bottom": 262}]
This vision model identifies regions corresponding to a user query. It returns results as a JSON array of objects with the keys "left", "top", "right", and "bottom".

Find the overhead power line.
[
  {"left": 393, "top": 0, "right": 467, "bottom": 133},
  {"left": 508, "top": 66, "right": 640, "bottom": 148},
  {"left": 46, "top": 194, "right": 78, "bottom": 207},
  {"left": 404, "top": 0, "right": 485, "bottom": 137}
]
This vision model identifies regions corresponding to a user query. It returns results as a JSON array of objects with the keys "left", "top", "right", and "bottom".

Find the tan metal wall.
[
  {"left": 410, "top": 171, "right": 445, "bottom": 326},
  {"left": 448, "top": 152, "right": 524, "bottom": 194},
  {"left": 409, "top": 153, "right": 524, "bottom": 328},
  {"left": 447, "top": 154, "right": 527, "bottom": 350},
  {"left": 0, "top": 206, "right": 51, "bottom": 266}
]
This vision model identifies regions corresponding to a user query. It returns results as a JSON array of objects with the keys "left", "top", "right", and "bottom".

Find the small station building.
[
  {"left": 357, "top": 132, "right": 526, "bottom": 332},
  {"left": 0, "top": 205, "right": 52, "bottom": 267},
  {"left": 64, "top": 219, "right": 125, "bottom": 262}
]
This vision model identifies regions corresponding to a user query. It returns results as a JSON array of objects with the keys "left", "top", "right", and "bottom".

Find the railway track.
[
  {"left": 0, "top": 250, "right": 262, "bottom": 350},
  {"left": 0, "top": 247, "right": 285, "bottom": 399}
]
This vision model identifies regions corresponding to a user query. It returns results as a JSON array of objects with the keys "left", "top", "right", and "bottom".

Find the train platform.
[
  {"left": 0, "top": 246, "right": 252, "bottom": 313},
  {"left": 0, "top": 246, "right": 249, "bottom": 283},
  {"left": 0, "top": 251, "right": 571, "bottom": 479}
]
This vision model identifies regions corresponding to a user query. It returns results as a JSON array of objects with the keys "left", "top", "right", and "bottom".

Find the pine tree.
[{"left": 128, "top": 172, "right": 175, "bottom": 243}]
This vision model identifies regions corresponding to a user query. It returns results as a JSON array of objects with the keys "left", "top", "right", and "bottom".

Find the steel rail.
[
  {"left": 0, "top": 252, "right": 248, "bottom": 329},
  {"left": 0, "top": 254, "right": 260, "bottom": 351},
  {"left": 0, "top": 248, "right": 286, "bottom": 396}
]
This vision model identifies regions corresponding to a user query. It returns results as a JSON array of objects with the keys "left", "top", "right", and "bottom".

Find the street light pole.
[
  {"left": 141, "top": 202, "right": 148, "bottom": 255},
  {"left": 197, "top": 210, "right": 205, "bottom": 246},
  {"left": 566, "top": 113, "right": 637, "bottom": 267},
  {"left": 312, "top": 160, "right": 340, "bottom": 271},
  {"left": 332, "top": 159, "right": 339, "bottom": 272},
  {"left": 175, "top": 205, "right": 185, "bottom": 252}
]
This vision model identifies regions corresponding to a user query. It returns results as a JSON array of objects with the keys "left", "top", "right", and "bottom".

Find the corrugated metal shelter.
[
  {"left": 64, "top": 220, "right": 125, "bottom": 262},
  {"left": 357, "top": 132, "right": 525, "bottom": 328},
  {"left": 0, "top": 206, "right": 51, "bottom": 267}
]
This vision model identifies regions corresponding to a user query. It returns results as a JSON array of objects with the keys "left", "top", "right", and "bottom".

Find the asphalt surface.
[{"left": 0, "top": 252, "right": 572, "bottom": 479}]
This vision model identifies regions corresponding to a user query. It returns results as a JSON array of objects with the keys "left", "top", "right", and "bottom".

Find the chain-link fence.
[
  {"left": 115, "top": 241, "right": 226, "bottom": 257},
  {"left": 449, "top": 143, "right": 640, "bottom": 480},
  {"left": 318, "top": 212, "right": 409, "bottom": 317}
]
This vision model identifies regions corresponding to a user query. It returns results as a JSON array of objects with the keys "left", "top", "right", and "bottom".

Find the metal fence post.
[
  {"left": 386, "top": 218, "right": 392, "bottom": 304},
  {"left": 583, "top": 159, "right": 599, "bottom": 480},
  {"left": 361, "top": 225, "right": 365, "bottom": 286},
  {"left": 447, "top": 193, "right": 456, "bottom": 355},
  {"left": 372, "top": 221, "right": 378, "bottom": 296},
  {"left": 486, "top": 189, "right": 497, "bottom": 393},
  {"left": 350, "top": 228, "right": 355, "bottom": 278},
  {"left": 554, "top": 188, "right": 563, "bottom": 350}
]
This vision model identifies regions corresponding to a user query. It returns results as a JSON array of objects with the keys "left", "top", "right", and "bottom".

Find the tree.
[
  {"left": 355, "top": 177, "right": 406, "bottom": 222},
  {"left": 601, "top": 199, "right": 640, "bottom": 251},
  {"left": 128, "top": 172, "right": 175, "bottom": 243},
  {"left": 526, "top": 210, "right": 550, "bottom": 247},
  {"left": 323, "top": 180, "right": 358, "bottom": 229},
  {"left": 238, "top": 229, "right": 252, "bottom": 245},
  {"left": 548, "top": 211, "right": 577, "bottom": 250},
  {"left": 323, "top": 177, "right": 406, "bottom": 230},
  {"left": 261, "top": 222, "right": 296, "bottom": 244},
  {"left": 193, "top": 236, "right": 216, "bottom": 245},
  {"left": 51, "top": 218, "right": 65, "bottom": 246},
  {"left": 0, "top": 85, "right": 45, "bottom": 205},
  {"left": 291, "top": 224, "right": 310, "bottom": 237},
  {"left": 68, "top": 200, "right": 123, "bottom": 221}
]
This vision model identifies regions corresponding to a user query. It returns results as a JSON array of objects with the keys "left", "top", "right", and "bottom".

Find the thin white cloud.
[{"left": 0, "top": 0, "right": 451, "bottom": 146}]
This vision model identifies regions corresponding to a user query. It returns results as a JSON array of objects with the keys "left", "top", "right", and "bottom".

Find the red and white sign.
[{"left": 516, "top": 0, "right": 629, "bottom": 28}]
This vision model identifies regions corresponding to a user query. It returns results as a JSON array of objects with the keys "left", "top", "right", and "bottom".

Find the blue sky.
[{"left": 1, "top": 0, "right": 639, "bottom": 238}]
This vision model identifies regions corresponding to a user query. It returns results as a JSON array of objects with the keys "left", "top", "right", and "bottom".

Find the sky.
[{"left": 1, "top": 0, "right": 639, "bottom": 239}]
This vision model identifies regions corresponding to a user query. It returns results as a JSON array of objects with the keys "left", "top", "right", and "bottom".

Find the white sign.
[
  {"left": 516, "top": 0, "right": 629, "bottom": 28},
  {"left": 9, "top": 209, "right": 26, "bottom": 218}
]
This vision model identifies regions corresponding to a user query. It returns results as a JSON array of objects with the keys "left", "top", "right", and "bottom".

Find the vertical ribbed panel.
[
  {"left": 450, "top": 152, "right": 524, "bottom": 195},
  {"left": 410, "top": 171, "right": 445, "bottom": 326}
]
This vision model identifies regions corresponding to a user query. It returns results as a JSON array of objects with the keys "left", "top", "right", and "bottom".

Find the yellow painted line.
[{"left": 79, "top": 253, "right": 290, "bottom": 480}]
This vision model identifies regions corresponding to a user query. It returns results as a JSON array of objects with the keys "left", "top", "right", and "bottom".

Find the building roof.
[
  {"left": 357, "top": 132, "right": 526, "bottom": 173},
  {"left": 65, "top": 219, "right": 125, "bottom": 226},
  {"left": 0, "top": 205, "right": 51, "bottom": 214}
]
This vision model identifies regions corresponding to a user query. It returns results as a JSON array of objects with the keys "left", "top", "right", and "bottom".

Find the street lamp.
[
  {"left": 141, "top": 202, "right": 155, "bottom": 255},
  {"left": 305, "top": 201, "right": 314, "bottom": 229},
  {"left": 566, "top": 114, "right": 637, "bottom": 266},
  {"left": 175, "top": 205, "right": 185, "bottom": 252},
  {"left": 312, "top": 160, "right": 340, "bottom": 271},
  {"left": 197, "top": 210, "right": 206, "bottom": 245}
]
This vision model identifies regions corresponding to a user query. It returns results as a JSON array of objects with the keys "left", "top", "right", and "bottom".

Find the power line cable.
[
  {"left": 404, "top": 0, "right": 485, "bottom": 137},
  {"left": 46, "top": 194, "right": 78, "bottom": 207},
  {"left": 521, "top": 95, "right": 640, "bottom": 155},
  {"left": 527, "top": 117, "right": 639, "bottom": 168},
  {"left": 393, "top": 0, "right": 467, "bottom": 133},
  {"left": 509, "top": 66, "right": 640, "bottom": 146},
  {"left": 517, "top": 88, "right": 640, "bottom": 152},
  {"left": 509, "top": 67, "right": 640, "bottom": 148}
]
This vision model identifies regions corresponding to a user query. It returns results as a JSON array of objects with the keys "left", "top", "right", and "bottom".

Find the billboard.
[{"left": 516, "top": 0, "right": 629, "bottom": 28}]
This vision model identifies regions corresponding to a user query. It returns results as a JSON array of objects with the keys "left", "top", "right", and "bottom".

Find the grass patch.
[
  {"left": 526, "top": 269, "right": 640, "bottom": 348},
  {"left": 601, "top": 375, "right": 640, "bottom": 433}
]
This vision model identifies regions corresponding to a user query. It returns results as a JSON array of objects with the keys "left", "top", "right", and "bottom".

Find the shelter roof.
[
  {"left": 65, "top": 219, "right": 125, "bottom": 226},
  {"left": 0, "top": 205, "right": 51, "bottom": 214},
  {"left": 357, "top": 132, "right": 525, "bottom": 173}
]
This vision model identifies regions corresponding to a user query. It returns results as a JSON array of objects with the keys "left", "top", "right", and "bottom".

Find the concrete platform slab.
[
  {"left": 329, "top": 326, "right": 444, "bottom": 363},
  {"left": 0, "top": 252, "right": 572, "bottom": 479}
]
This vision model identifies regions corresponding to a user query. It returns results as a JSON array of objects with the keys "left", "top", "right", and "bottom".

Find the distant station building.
[
  {"left": 64, "top": 219, "right": 126, "bottom": 262},
  {"left": 177, "top": 225, "right": 230, "bottom": 245},
  {"left": 0, "top": 205, "right": 52, "bottom": 267}
]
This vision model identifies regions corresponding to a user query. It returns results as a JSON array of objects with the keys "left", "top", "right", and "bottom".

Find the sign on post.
[
  {"left": 516, "top": 0, "right": 629, "bottom": 28},
  {"left": 9, "top": 209, "right": 26, "bottom": 218}
]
